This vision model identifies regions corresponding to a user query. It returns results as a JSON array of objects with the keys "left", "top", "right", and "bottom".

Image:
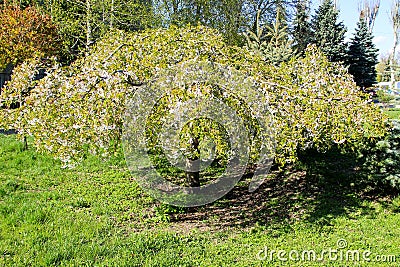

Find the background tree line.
[{"left": 0, "top": 0, "right": 384, "bottom": 90}]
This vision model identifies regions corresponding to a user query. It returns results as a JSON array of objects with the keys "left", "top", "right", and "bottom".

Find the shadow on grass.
[{"left": 168, "top": 147, "right": 395, "bottom": 230}]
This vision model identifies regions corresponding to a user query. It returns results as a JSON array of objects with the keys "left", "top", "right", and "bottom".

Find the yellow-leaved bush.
[{"left": 0, "top": 26, "right": 388, "bottom": 167}]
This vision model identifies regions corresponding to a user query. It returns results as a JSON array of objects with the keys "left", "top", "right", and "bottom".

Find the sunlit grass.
[
  {"left": 384, "top": 108, "right": 400, "bottom": 120},
  {"left": 0, "top": 134, "right": 399, "bottom": 266}
]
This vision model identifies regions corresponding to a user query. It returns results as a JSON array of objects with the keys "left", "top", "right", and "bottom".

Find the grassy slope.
[{"left": 0, "top": 135, "right": 400, "bottom": 266}]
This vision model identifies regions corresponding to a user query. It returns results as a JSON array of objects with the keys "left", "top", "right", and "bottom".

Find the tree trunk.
[
  {"left": 359, "top": 0, "right": 380, "bottom": 33},
  {"left": 23, "top": 135, "right": 28, "bottom": 151},
  {"left": 186, "top": 137, "right": 200, "bottom": 187},
  {"left": 172, "top": 0, "right": 178, "bottom": 20},
  {"left": 86, "top": 0, "right": 93, "bottom": 51},
  {"left": 110, "top": 0, "right": 114, "bottom": 30},
  {"left": 390, "top": 32, "right": 398, "bottom": 90},
  {"left": 390, "top": 0, "right": 400, "bottom": 90}
]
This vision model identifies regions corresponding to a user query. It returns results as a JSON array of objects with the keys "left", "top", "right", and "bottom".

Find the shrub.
[
  {"left": 359, "top": 120, "right": 400, "bottom": 189},
  {"left": 0, "top": 26, "right": 388, "bottom": 168},
  {"left": 0, "top": 5, "right": 60, "bottom": 69}
]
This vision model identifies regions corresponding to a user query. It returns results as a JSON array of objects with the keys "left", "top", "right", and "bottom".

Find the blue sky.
[{"left": 310, "top": 0, "right": 394, "bottom": 58}]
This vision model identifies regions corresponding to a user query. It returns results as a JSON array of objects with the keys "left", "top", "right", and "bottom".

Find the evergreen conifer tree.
[
  {"left": 263, "top": 12, "right": 294, "bottom": 66},
  {"left": 347, "top": 18, "right": 379, "bottom": 89},
  {"left": 311, "top": 0, "right": 347, "bottom": 62},
  {"left": 244, "top": 8, "right": 293, "bottom": 66},
  {"left": 292, "top": 0, "right": 312, "bottom": 55}
]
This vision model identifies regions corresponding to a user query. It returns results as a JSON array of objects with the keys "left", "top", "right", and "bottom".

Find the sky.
[{"left": 310, "top": 0, "right": 394, "bottom": 58}]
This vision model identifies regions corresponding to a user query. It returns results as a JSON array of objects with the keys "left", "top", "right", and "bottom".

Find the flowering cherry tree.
[{"left": 0, "top": 26, "right": 388, "bottom": 169}]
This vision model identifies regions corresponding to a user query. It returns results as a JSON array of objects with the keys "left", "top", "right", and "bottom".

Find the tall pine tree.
[
  {"left": 244, "top": 8, "right": 294, "bottom": 66},
  {"left": 292, "top": 0, "right": 312, "bottom": 56},
  {"left": 347, "top": 18, "right": 378, "bottom": 89},
  {"left": 311, "top": 0, "right": 347, "bottom": 62},
  {"left": 263, "top": 8, "right": 294, "bottom": 66}
]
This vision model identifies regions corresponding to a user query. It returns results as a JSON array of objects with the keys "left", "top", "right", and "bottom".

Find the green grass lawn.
[
  {"left": 384, "top": 108, "right": 400, "bottom": 120},
  {"left": 1, "top": 135, "right": 400, "bottom": 266}
]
